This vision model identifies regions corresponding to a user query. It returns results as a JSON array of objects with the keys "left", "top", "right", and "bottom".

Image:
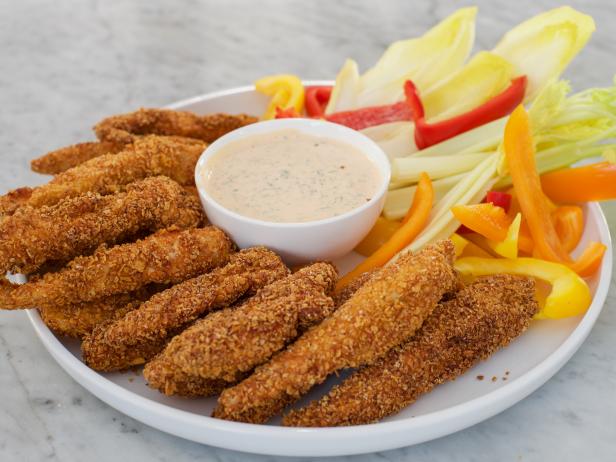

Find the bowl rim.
[{"left": 194, "top": 117, "right": 391, "bottom": 228}]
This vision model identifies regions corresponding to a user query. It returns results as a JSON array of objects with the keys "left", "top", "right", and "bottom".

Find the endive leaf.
[
  {"left": 325, "top": 59, "right": 360, "bottom": 114},
  {"left": 360, "top": 121, "right": 416, "bottom": 159},
  {"left": 492, "top": 6, "right": 595, "bottom": 100},
  {"left": 327, "top": 7, "right": 476, "bottom": 112},
  {"left": 421, "top": 51, "right": 515, "bottom": 121}
]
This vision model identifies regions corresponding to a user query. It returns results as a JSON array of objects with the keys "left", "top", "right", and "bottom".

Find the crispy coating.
[
  {"left": 82, "top": 247, "right": 288, "bottom": 371},
  {"left": 31, "top": 141, "right": 124, "bottom": 175},
  {"left": 38, "top": 286, "right": 163, "bottom": 338},
  {"left": 0, "top": 187, "right": 34, "bottom": 217},
  {"left": 94, "top": 108, "right": 257, "bottom": 146},
  {"left": 0, "top": 176, "right": 204, "bottom": 274},
  {"left": 144, "top": 263, "right": 337, "bottom": 397},
  {"left": 283, "top": 275, "right": 539, "bottom": 426},
  {"left": 332, "top": 270, "right": 375, "bottom": 307},
  {"left": 0, "top": 227, "right": 233, "bottom": 310},
  {"left": 1, "top": 136, "right": 205, "bottom": 215},
  {"left": 213, "top": 240, "right": 457, "bottom": 423}
]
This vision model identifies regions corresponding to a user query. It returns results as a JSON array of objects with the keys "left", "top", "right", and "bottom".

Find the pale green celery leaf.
[
  {"left": 492, "top": 6, "right": 595, "bottom": 101},
  {"left": 528, "top": 79, "right": 571, "bottom": 132},
  {"left": 422, "top": 51, "right": 515, "bottom": 121},
  {"left": 324, "top": 59, "right": 360, "bottom": 114},
  {"left": 355, "top": 7, "right": 476, "bottom": 107}
]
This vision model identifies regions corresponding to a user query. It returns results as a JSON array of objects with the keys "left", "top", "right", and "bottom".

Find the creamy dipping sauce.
[{"left": 202, "top": 129, "right": 382, "bottom": 223}]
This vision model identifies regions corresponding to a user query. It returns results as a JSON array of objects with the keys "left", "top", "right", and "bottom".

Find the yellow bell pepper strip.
[
  {"left": 354, "top": 217, "right": 401, "bottom": 257},
  {"left": 255, "top": 74, "right": 305, "bottom": 120},
  {"left": 463, "top": 233, "right": 500, "bottom": 258},
  {"left": 540, "top": 162, "right": 616, "bottom": 203},
  {"left": 568, "top": 242, "right": 607, "bottom": 277},
  {"left": 455, "top": 257, "right": 592, "bottom": 319},
  {"left": 451, "top": 233, "right": 496, "bottom": 259},
  {"left": 488, "top": 212, "right": 521, "bottom": 259},
  {"left": 552, "top": 206, "right": 584, "bottom": 252},
  {"left": 336, "top": 172, "right": 433, "bottom": 291},
  {"left": 451, "top": 203, "right": 511, "bottom": 242},
  {"left": 451, "top": 233, "right": 469, "bottom": 257},
  {"left": 506, "top": 189, "right": 535, "bottom": 254},
  {"left": 461, "top": 238, "right": 495, "bottom": 259},
  {"left": 504, "top": 105, "right": 571, "bottom": 263}
]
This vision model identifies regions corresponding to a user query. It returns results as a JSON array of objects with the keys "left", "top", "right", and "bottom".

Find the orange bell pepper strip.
[
  {"left": 336, "top": 172, "right": 433, "bottom": 291},
  {"left": 569, "top": 242, "right": 607, "bottom": 277},
  {"left": 354, "top": 217, "right": 401, "bottom": 257},
  {"left": 553, "top": 206, "right": 584, "bottom": 253},
  {"left": 541, "top": 162, "right": 616, "bottom": 203},
  {"left": 504, "top": 105, "right": 571, "bottom": 263},
  {"left": 506, "top": 189, "right": 535, "bottom": 254},
  {"left": 451, "top": 203, "right": 511, "bottom": 242}
]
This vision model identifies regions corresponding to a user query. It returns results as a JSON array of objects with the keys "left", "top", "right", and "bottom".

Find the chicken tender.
[
  {"left": 213, "top": 240, "right": 457, "bottom": 423},
  {"left": 38, "top": 286, "right": 163, "bottom": 338},
  {"left": 94, "top": 108, "right": 257, "bottom": 146},
  {"left": 144, "top": 262, "right": 337, "bottom": 397},
  {"left": 332, "top": 270, "right": 375, "bottom": 307},
  {"left": 284, "top": 275, "right": 539, "bottom": 426},
  {"left": 82, "top": 247, "right": 288, "bottom": 371},
  {"left": 1, "top": 136, "right": 204, "bottom": 216},
  {"left": 0, "top": 227, "right": 233, "bottom": 310},
  {"left": 31, "top": 141, "right": 124, "bottom": 175},
  {"left": 0, "top": 176, "right": 204, "bottom": 274}
]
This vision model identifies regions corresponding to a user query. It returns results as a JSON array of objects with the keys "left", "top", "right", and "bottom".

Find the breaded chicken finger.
[
  {"left": 0, "top": 227, "right": 233, "bottom": 310},
  {"left": 82, "top": 247, "right": 288, "bottom": 371},
  {"left": 1, "top": 136, "right": 204, "bottom": 216},
  {"left": 284, "top": 275, "right": 539, "bottom": 426},
  {"left": 31, "top": 140, "right": 124, "bottom": 175},
  {"left": 39, "top": 286, "right": 164, "bottom": 338},
  {"left": 0, "top": 176, "right": 204, "bottom": 274},
  {"left": 213, "top": 240, "right": 457, "bottom": 423},
  {"left": 94, "top": 108, "right": 257, "bottom": 146},
  {"left": 144, "top": 262, "right": 337, "bottom": 397}
]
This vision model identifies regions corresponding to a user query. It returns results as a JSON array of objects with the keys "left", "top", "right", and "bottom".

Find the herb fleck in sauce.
[{"left": 203, "top": 129, "right": 382, "bottom": 223}]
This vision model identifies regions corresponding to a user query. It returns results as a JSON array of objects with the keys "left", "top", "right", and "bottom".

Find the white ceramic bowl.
[{"left": 194, "top": 118, "right": 391, "bottom": 264}]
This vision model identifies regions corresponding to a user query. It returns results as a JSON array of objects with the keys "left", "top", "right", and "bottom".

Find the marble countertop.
[{"left": 1, "top": 0, "right": 615, "bottom": 460}]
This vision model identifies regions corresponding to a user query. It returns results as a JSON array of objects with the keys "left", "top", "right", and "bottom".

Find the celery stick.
[
  {"left": 390, "top": 155, "right": 498, "bottom": 262},
  {"left": 383, "top": 174, "right": 464, "bottom": 220},
  {"left": 392, "top": 152, "right": 489, "bottom": 184}
]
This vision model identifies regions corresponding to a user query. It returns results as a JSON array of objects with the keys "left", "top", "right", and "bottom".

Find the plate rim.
[{"left": 25, "top": 85, "right": 614, "bottom": 457}]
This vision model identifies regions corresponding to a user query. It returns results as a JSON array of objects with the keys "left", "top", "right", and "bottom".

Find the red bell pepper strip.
[
  {"left": 305, "top": 86, "right": 332, "bottom": 118},
  {"left": 485, "top": 191, "right": 512, "bottom": 212},
  {"left": 274, "top": 106, "right": 300, "bottom": 118},
  {"left": 324, "top": 101, "right": 413, "bottom": 131},
  {"left": 405, "top": 76, "right": 527, "bottom": 149}
]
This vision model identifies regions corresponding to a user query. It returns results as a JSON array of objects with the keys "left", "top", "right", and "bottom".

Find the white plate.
[{"left": 27, "top": 83, "right": 613, "bottom": 457}]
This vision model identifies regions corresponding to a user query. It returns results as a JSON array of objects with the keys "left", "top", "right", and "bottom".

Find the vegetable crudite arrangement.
[{"left": 0, "top": 5, "right": 614, "bottom": 434}]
